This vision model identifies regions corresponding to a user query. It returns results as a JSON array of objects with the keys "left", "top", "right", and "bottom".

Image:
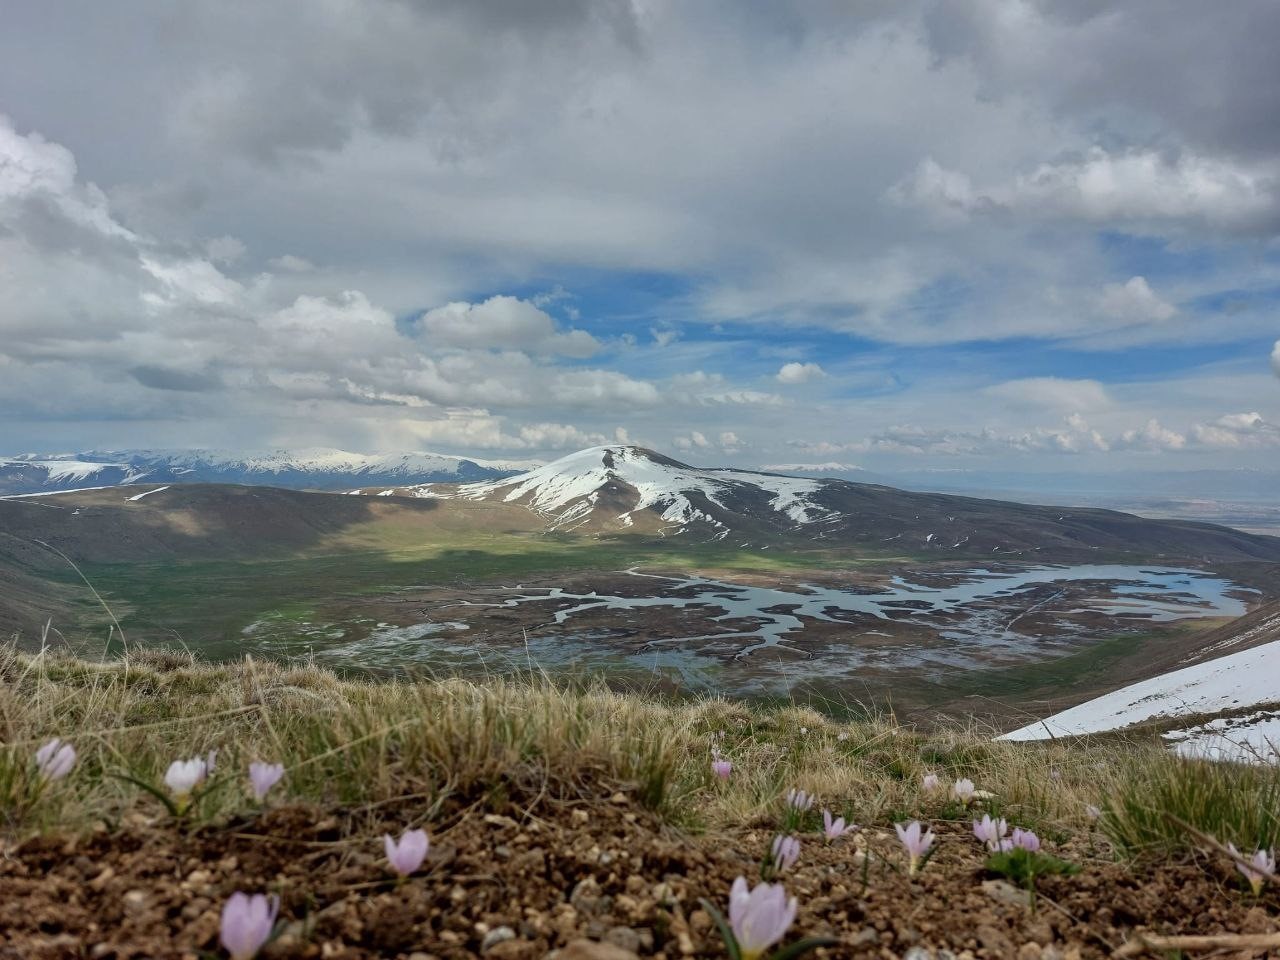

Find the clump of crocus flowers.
[
  {"left": 164, "top": 754, "right": 214, "bottom": 813},
  {"left": 1011, "top": 827, "right": 1040, "bottom": 853},
  {"left": 700, "top": 877, "right": 833, "bottom": 960},
  {"left": 35, "top": 738, "right": 76, "bottom": 781},
  {"left": 895, "top": 820, "right": 936, "bottom": 876},
  {"left": 1228, "top": 843, "right": 1276, "bottom": 896},
  {"left": 729, "top": 877, "right": 796, "bottom": 960},
  {"left": 770, "top": 834, "right": 800, "bottom": 873},
  {"left": 710, "top": 745, "right": 732, "bottom": 780},
  {"left": 220, "top": 891, "right": 279, "bottom": 960},
  {"left": 384, "top": 828, "right": 430, "bottom": 878},
  {"left": 921, "top": 772, "right": 940, "bottom": 793},
  {"left": 785, "top": 788, "right": 814, "bottom": 812},
  {"left": 952, "top": 778, "right": 976, "bottom": 805},
  {"left": 822, "top": 809, "right": 853, "bottom": 841},
  {"left": 248, "top": 762, "right": 285, "bottom": 802},
  {"left": 973, "top": 814, "right": 1010, "bottom": 853}
]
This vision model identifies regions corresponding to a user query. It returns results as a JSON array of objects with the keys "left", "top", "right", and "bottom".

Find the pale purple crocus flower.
[
  {"left": 220, "top": 891, "right": 279, "bottom": 960},
  {"left": 822, "top": 809, "right": 852, "bottom": 841},
  {"left": 1085, "top": 804, "right": 1102, "bottom": 821},
  {"left": 895, "top": 820, "right": 936, "bottom": 876},
  {"left": 164, "top": 757, "right": 209, "bottom": 798},
  {"left": 785, "top": 788, "right": 814, "bottom": 811},
  {"left": 1011, "top": 827, "right": 1040, "bottom": 852},
  {"left": 1227, "top": 843, "right": 1276, "bottom": 896},
  {"left": 770, "top": 834, "right": 800, "bottom": 872},
  {"left": 836, "top": 732, "right": 849, "bottom": 742},
  {"left": 711, "top": 758, "right": 732, "bottom": 780},
  {"left": 973, "top": 814, "right": 1010, "bottom": 852},
  {"left": 921, "top": 773, "right": 941, "bottom": 793},
  {"left": 952, "top": 778, "right": 976, "bottom": 805},
  {"left": 728, "top": 876, "right": 797, "bottom": 960},
  {"left": 248, "top": 762, "right": 285, "bottom": 802},
  {"left": 384, "top": 828, "right": 430, "bottom": 877},
  {"left": 35, "top": 738, "right": 76, "bottom": 781}
]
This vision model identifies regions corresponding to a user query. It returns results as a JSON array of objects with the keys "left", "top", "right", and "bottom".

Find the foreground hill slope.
[
  {"left": 1, "top": 650, "right": 1278, "bottom": 957},
  {"left": 1001, "top": 599, "right": 1280, "bottom": 760}
]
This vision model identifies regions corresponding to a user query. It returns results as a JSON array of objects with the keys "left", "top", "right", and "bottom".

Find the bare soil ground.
[{"left": 3, "top": 791, "right": 1276, "bottom": 960}]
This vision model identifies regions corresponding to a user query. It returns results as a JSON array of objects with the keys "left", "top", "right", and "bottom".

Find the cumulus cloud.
[
  {"left": 1191, "top": 412, "right": 1280, "bottom": 449},
  {"left": 0, "top": 115, "right": 675, "bottom": 452},
  {"left": 1098, "top": 277, "right": 1177, "bottom": 323},
  {"left": 894, "top": 149, "right": 1279, "bottom": 235},
  {"left": 268, "top": 253, "right": 315, "bottom": 272},
  {"left": 417, "top": 296, "right": 599, "bottom": 357},
  {"left": 984, "top": 378, "right": 1111, "bottom": 413},
  {"left": 1116, "top": 418, "right": 1187, "bottom": 452},
  {"left": 776, "top": 362, "right": 827, "bottom": 384}
]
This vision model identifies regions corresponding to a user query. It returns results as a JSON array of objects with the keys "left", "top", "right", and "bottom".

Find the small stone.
[
  {"left": 609, "top": 792, "right": 627, "bottom": 804},
  {"left": 122, "top": 890, "right": 148, "bottom": 914},
  {"left": 557, "top": 940, "right": 641, "bottom": 960},
  {"left": 88, "top": 867, "right": 115, "bottom": 891},
  {"left": 981, "top": 879, "right": 1031, "bottom": 908},
  {"left": 571, "top": 809, "right": 590, "bottom": 825},
  {"left": 976, "top": 925, "right": 1015, "bottom": 957},
  {"left": 603, "top": 927, "right": 642, "bottom": 953},
  {"left": 1018, "top": 944, "right": 1042, "bottom": 960},
  {"left": 482, "top": 927, "right": 517, "bottom": 954}
]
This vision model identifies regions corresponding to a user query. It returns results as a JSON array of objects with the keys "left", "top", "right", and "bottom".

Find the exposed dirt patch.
[{"left": 2, "top": 794, "right": 1275, "bottom": 959}]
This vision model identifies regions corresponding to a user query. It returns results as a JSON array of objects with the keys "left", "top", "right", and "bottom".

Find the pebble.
[
  {"left": 555, "top": 939, "right": 641, "bottom": 960},
  {"left": 603, "top": 926, "right": 642, "bottom": 953},
  {"left": 481, "top": 927, "right": 517, "bottom": 954}
]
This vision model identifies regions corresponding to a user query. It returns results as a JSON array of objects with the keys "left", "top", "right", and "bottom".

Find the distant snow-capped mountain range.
[{"left": 0, "top": 448, "right": 541, "bottom": 495}]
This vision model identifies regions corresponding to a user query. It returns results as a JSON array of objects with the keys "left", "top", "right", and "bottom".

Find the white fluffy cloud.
[
  {"left": 417, "top": 296, "right": 599, "bottom": 358},
  {"left": 1192, "top": 412, "right": 1280, "bottom": 449},
  {"left": 894, "top": 149, "right": 1276, "bottom": 232},
  {"left": 776, "top": 362, "right": 827, "bottom": 385},
  {"left": 1098, "top": 277, "right": 1177, "bottom": 323},
  {"left": 985, "top": 378, "right": 1111, "bottom": 413},
  {"left": 1116, "top": 419, "right": 1187, "bottom": 452}
]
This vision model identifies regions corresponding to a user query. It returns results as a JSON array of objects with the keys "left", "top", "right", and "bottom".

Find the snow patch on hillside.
[
  {"left": 1165, "top": 711, "right": 1280, "bottom": 764},
  {"left": 999, "top": 637, "right": 1280, "bottom": 743},
  {"left": 428, "top": 446, "right": 836, "bottom": 531}
]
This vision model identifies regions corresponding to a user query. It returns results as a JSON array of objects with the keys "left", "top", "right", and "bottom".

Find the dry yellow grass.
[{"left": 1, "top": 644, "right": 1276, "bottom": 858}]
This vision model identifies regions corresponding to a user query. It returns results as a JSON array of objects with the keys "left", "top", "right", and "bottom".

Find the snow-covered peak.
[
  {"left": 427, "top": 445, "right": 836, "bottom": 531},
  {"left": 0, "top": 447, "right": 538, "bottom": 495}
]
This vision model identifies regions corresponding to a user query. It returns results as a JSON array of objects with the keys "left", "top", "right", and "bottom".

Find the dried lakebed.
[{"left": 242, "top": 564, "right": 1257, "bottom": 695}]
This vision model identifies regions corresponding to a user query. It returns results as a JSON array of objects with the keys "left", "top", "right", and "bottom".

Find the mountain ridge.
[
  {"left": 0, "top": 447, "right": 538, "bottom": 495},
  {"left": 379, "top": 444, "right": 1280, "bottom": 562}
]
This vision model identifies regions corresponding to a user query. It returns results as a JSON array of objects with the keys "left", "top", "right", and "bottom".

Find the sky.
[{"left": 2, "top": 0, "right": 1279, "bottom": 478}]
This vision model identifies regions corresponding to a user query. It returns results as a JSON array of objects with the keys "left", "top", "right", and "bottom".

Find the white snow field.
[
  {"left": 419, "top": 445, "right": 837, "bottom": 531},
  {"left": 999, "top": 637, "right": 1280, "bottom": 761}
]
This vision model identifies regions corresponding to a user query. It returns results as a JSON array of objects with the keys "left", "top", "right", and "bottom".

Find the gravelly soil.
[{"left": 1, "top": 791, "right": 1276, "bottom": 960}]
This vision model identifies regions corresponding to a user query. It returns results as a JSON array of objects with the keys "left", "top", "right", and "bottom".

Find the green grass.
[
  {"left": 52, "top": 538, "right": 907, "bottom": 659},
  {"left": 5, "top": 644, "right": 1276, "bottom": 869},
  {"left": 1103, "top": 754, "right": 1280, "bottom": 858}
]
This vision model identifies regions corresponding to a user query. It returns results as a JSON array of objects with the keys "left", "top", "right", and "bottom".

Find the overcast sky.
[{"left": 2, "top": 0, "right": 1279, "bottom": 474}]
